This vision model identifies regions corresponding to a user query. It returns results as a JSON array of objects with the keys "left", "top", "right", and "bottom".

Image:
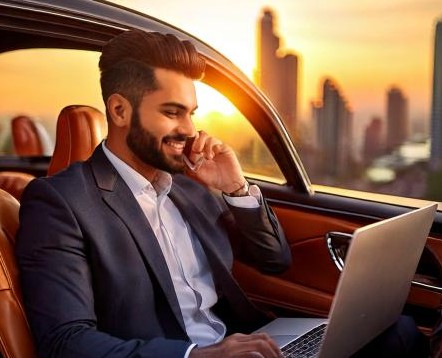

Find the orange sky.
[
  {"left": 1, "top": 0, "right": 440, "bottom": 149},
  {"left": 112, "top": 0, "right": 442, "bottom": 133}
]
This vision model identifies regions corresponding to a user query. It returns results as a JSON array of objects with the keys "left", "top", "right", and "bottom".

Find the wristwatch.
[
  {"left": 223, "top": 181, "right": 262, "bottom": 204},
  {"left": 224, "top": 181, "right": 250, "bottom": 197}
]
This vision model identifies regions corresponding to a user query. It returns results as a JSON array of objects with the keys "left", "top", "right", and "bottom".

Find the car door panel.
[
  {"left": 233, "top": 183, "right": 442, "bottom": 332},
  {"left": 233, "top": 203, "right": 360, "bottom": 318}
]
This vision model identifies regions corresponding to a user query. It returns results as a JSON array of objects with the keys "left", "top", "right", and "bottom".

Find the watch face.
[
  {"left": 248, "top": 184, "right": 261, "bottom": 197},
  {"left": 229, "top": 182, "right": 248, "bottom": 196}
]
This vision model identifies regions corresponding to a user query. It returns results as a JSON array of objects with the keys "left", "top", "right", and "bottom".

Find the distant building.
[
  {"left": 313, "top": 78, "right": 353, "bottom": 179},
  {"left": 256, "top": 8, "right": 298, "bottom": 137},
  {"left": 386, "top": 87, "right": 408, "bottom": 152},
  {"left": 430, "top": 20, "right": 442, "bottom": 170},
  {"left": 363, "top": 116, "right": 384, "bottom": 164}
]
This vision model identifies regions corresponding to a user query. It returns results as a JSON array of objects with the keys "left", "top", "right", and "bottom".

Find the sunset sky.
[{"left": 112, "top": 0, "right": 441, "bottom": 133}]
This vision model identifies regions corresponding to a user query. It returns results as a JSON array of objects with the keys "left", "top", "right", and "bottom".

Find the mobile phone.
[
  {"left": 183, "top": 136, "right": 203, "bottom": 172},
  {"left": 183, "top": 136, "right": 196, "bottom": 158}
]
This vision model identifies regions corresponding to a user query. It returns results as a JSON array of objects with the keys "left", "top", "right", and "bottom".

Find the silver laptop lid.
[{"left": 318, "top": 203, "right": 437, "bottom": 358}]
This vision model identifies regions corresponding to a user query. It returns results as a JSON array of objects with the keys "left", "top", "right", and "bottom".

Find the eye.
[{"left": 164, "top": 110, "right": 178, "bottom": 118}]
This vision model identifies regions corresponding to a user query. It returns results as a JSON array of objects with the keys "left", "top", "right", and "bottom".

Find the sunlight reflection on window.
[{"left": 194, "top": 82, "right": 284, "bottom": 183}]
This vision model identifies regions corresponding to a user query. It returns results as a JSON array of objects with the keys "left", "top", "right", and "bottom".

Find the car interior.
[
  {"left": 47, "top": 105, "right": 106, "bottom": 176},
  {"left": 0, "top": 2, "right": 442, "bottom": 358},
  {"left": 0, "top": 102, "right": 106, "bottom": 358},
  {"left": 0, "top": 188, "right": 35, "bottom": 358}
]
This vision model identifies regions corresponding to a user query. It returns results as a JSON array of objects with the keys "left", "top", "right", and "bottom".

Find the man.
[
  {"left": 16, "top": 30, "right": 426, "bottom": 358},
  {"left": 16, "top": 30, "right": 290, "bottom": 357}
]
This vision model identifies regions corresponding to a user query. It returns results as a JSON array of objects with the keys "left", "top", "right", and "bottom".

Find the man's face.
[{"left": 126, "top": 68, "right": 197, "bottom": 173}]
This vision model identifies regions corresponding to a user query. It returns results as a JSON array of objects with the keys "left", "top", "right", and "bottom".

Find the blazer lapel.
[
  {"left": 168, "top": 184, "right": 230, "bottom": 269},
  {"left": 89, "top": 148, "right": 266, "bottom": 333},
  {"left": 89, "top": 147, "right": 186, "bottom": 332},
  {"left": 169, "top": 181, "right": 269, "bottom": 329}
]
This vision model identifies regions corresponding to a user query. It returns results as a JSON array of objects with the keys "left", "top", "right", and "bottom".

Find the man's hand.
[
  {"left": 184, "top": 131, "right": 246, "bottom": 194},
  {"left": 189, "top": 333, "right": 283, "bottom": 358}
]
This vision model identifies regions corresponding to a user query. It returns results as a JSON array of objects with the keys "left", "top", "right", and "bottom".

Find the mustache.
[{"left": 162, "top": 134, "right": 192, "bottom": 142}]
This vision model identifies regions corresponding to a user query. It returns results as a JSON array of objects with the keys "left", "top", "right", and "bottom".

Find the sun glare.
[{"left": 194, "top": 82, "right": 237, "bottom": 116}]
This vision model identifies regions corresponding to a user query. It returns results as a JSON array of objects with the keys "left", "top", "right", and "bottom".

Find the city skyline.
[
  {"left": 252, "top": 7, "right": 420, "bottom": 161},
  {"left": 112, "top": 0, "right": 441, "bottom": 128},
  {"left": 251, "top": 5, "right": 441, "bottom": 193}
]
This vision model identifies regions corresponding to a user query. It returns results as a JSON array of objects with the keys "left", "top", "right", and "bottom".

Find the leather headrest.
[
  {"left": 11, "top": 116, "right": 43, "bottom": 156},
  {"left": 47, "top": 105, "right": 106, "bottom": 176}
]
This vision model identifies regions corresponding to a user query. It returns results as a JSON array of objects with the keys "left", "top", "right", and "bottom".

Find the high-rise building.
[
  {"left": 430, "top": 20, "right": 442, "bottom": 170},
  {"left": 256, "top": 8, "right": 298, "bottom": 137},
  {"left": 314, "top": 79, "right": 353, "bottom": 179},
  {"left": 363, "top": 116, "right": 384, "bottom": 164},
  {"left": 386, "top": 87, "right": 408, "bottom": 152}
]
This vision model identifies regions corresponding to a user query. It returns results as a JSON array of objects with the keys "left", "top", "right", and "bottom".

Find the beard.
[{"left": 126, "top": 110, "right": 186, "bottom": 174}]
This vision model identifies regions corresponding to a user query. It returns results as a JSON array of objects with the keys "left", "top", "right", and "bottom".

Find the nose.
[{"left": 179, "top": 113, "right": 196, "bottom": 137}]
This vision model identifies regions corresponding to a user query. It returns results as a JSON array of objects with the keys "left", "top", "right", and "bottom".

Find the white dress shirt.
[{"left": 102, "top": 142, "right": 260, "bottom": 355}]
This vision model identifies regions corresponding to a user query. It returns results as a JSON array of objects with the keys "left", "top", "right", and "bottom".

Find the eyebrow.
[{"left": 160, "top": 102, "right": 198, "bottom": 113}]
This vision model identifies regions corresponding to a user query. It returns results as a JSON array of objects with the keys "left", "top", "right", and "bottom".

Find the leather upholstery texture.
[
  {"left": 0, "top": 172, "right": 35, "bottom": 201},
  {"left": 47, "top": 105, "right": 106, "bottom": 176},
  {"left": 0, "top": 188, "right": 36, "bottom": 358},
  {"left": 11, "top": 116, "right": 43, "bottom": 156}
]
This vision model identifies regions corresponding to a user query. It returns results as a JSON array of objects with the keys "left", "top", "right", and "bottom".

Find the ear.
[{"left": 107, "top": 93, "right": 132, "bottom": 128}]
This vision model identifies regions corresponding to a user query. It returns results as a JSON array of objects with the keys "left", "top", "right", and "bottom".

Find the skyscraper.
[
  {"left": 256, "top": 8, "right": 298, "bottom": 137},
  {"left": 363, "top": 116, "right": 384, "bottom": 164},
  {"left": 430, "top": 20, "right": 442, "bottom": 170},
  {"left": 314, "top": 78, "right": 353, "bottom": 179},
  {"left": 386, "top": 87, "right": 408, "bottom": 152}
]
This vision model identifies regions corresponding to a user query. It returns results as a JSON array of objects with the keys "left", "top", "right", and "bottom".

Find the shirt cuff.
[
  {"left": 184, "top": 343, "right": 197, "bottom": 358},
  {"left": 222, "top": 184, "right": 262, "bottom": 208}
]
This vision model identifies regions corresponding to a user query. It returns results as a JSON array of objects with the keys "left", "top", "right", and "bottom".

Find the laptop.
[{"left": 254, "top": 203, "right": 438, "bottom": 358}]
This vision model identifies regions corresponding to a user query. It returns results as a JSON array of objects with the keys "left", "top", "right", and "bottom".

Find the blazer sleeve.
[
  {"left": 15, "top": 178, "right": 191, "bottom": 358},
  {"left": 223, "top": 192, "right": 292, "bottom": 274}
]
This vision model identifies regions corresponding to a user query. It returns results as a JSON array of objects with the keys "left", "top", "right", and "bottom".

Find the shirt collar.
[{"left": 101, "top": 141, "right": 172, "bottom": 197}]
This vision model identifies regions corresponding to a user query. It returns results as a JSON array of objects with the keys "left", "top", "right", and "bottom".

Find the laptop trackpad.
[
  {"left": 254, "top": 318, "right": 328, "bottom": 347},
  {"left": 270, "top": 334, "right": 300, "bottom": 347}
]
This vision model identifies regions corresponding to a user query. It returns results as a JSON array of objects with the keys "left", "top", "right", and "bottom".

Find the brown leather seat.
[
  {"left": 11, "top": 116, "right": 43, "bottom": 156},
  {"left": 0, "top": 188, "right": 36, "bottom": 358},
  {"left": 0, "top": 172, "right": 35, "bottom": 201},
  {"left": 4, "top": 116, "right": 48, "bottom": 200},
  {"left": 47, "top": 105, "right": 106, "bottom": 176},
  {"left": 0, "top": 107, "right": 105, "bottom": 357}
]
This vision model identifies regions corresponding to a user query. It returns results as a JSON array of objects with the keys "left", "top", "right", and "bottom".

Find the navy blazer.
[{"left": 16, "top": 146, "right": 291, "bottom": 358}]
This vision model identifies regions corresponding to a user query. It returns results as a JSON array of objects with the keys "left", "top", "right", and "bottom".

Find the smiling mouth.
[{"left": 164, "top": 139, "right": 185, "bottom": 152}]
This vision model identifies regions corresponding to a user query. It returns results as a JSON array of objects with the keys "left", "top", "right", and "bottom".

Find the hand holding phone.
[
  {"left": 183, "top": 136, "right": 204, "bottom": 172},
  {"left": 182, "top": 131, "right": 245, "bottom": 193}
]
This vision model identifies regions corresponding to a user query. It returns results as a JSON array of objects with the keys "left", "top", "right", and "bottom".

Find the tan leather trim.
[
  {"left": 0, "top": 172, "right": 35, "bottom": 201},
  {"left": 0, "top": 189, "right": 36, "bottom": 358},
  {"left": 47, "top": 105, "right": 106, "bottom": 176},
  {"left": 233, "top": 261, "right": 332, "bottom": 317},
  {"left": 11, "top": 116, "right": 43, "bottom": 157},
  {"left": 233, "top": 204, "right": 442, "bottom": 322}
]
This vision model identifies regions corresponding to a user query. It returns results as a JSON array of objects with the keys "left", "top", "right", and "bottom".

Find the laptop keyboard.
[{"left": 281, "top": 323, "right": 327, "bottom": 358}]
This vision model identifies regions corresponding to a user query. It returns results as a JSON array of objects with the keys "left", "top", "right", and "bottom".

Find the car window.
[
  {"left": 194, "top": 82, "right": 285, "bottom": 183},
  {"left": 252, "top": 8, "right": 441, "bottom": 202},
  {"left": 0, "top": 48, "right": 284, "bottom": 183},
  {"left": 0, "top": 48, "right": 105, "bottom": 156}
]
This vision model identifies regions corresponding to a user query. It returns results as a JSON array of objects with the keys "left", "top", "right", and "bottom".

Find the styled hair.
[{"left": 99, "top": 30, "right": 206, "bottom": 109}]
